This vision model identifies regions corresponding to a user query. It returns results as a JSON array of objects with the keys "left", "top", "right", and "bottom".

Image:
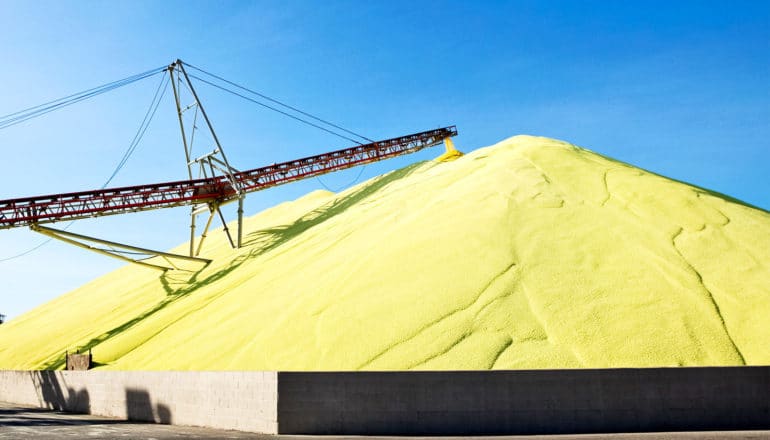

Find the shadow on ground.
[{"left": 22, "top": 372, "right": 173, "bottom": 425}]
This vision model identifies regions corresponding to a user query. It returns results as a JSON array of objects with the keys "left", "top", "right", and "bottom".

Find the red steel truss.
[{"left": 0, "top": 126, "right": 457, "bottom": 229}]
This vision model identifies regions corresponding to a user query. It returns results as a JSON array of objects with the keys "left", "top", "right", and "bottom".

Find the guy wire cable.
[
  {"left": 0, "top": 65, "right": 166, "bottom": 130},
  {"left": 187, "top": 73, "right": 364, "bottom": 145},
  {"left": 182, "top": 61, "right": 374, "bottom": 143},
  {"left": 0, "top": 69, "right": 170, "bottom": 262}
]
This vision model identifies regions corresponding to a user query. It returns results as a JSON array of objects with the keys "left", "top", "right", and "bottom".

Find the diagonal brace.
[{"left": 31, "top": 224, "right": 211, "bottom": 271}]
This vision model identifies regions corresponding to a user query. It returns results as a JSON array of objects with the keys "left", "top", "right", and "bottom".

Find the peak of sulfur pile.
[{"left": 1, "top": 135, "right": 768, "bottom": 370}]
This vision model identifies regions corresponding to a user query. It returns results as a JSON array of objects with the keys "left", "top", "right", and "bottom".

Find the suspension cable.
[
  {"left": 182, "top": 61, "right": 374, "bottom": 143},
  {"left": 0, "top": 66, "right": 166, "bottom": 130},
  {"left": 187, "top": 73, "right": 365, "bottom": 145},
  {"left": 0, "top": 238, "right": 56, "bottom": 263},
  {"left": 103, "top": 72, "right": 169, "bottom": 186},
  {"left": 0, "top": 70, "right": 170, "bottom": 263},
  {"left": 316, "top": 165, "right": 368, "bottom": 193}
]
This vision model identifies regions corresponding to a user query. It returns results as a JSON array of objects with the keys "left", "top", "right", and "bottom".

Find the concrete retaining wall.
[
  {"left": 277, "top": 367, "right": 770, "bottom": 435},
  {"left": 0, "top": 367, "right": 768, "bottom": 434},
  {"left": 0, "top": 370, "right": 277, "bottom": 433}
]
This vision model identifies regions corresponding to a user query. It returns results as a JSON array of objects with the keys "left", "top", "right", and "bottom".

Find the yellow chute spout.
[{"left": 436, "top": 137, "right": 463, "bottom": 162}]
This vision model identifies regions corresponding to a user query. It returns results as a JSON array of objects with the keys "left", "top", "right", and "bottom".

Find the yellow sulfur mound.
[{"left": 1, "top": 135, "right": 768, "bottom": 370}]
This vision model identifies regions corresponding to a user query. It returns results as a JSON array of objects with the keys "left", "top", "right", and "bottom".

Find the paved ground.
[
  {"left": 0, "top": 402, "right": 262, "bottom": 439},
  {"left": 1, "top": 402, "right": 769, "bottom": 440}
]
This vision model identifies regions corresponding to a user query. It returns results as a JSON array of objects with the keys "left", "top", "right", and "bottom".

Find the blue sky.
[{"left": 0, "top": 1, "right": 768, "bottom": 319}]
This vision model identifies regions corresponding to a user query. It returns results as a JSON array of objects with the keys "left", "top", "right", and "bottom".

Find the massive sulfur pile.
[{"left": 1, "top": 135, "right": 768, "bottom": 370}]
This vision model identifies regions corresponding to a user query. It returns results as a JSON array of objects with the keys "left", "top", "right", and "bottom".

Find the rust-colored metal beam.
[{"left": 0, "top": 126, "right": 457, "bottom": 230}]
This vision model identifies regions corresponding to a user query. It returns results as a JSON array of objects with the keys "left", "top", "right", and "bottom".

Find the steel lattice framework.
[
  {"left": 0, "top": 127, "right": 456, "bottom": 230},
  {"left": 0, "top": 59, "right": 458, "bottom": 270}
]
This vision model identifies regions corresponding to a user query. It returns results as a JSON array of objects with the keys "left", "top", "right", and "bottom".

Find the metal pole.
[
  {"left": 195, "top": 208, "right": 216, "bottom": 256},
  {"left": 32, "top": 225, "right": 211, "bottom": 264},
  {"left": 32, "top": 226, "right": 171, "bottom": 271},
  {"left": 176, "top": 59, "right": 245, "bottom": 255},
  {"left": 217, "top": 208, "right": 236, "bottom": 248},
  {"left": 237, "top": 196, "right": 244, "bottom": 248},
  {"left": 170, "top": 62, "right": 199, "bottom": 256},
  {"left": 168, "top": 62, "right": 193, "bottom": 181},
  {"left": 171, "top": 61, "right": 209, "bottom": 256},
  {"left": 176, "top": 60, "right": 238, "bottom": 189},
  {"left": 189, "top": 209, "right": 197, "bottom": 257}
]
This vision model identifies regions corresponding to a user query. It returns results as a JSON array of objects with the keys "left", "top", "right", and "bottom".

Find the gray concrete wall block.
[
  {"left": 276, "top": 367, "right": 770, "bottom": 435},
  {"left": 0, "top": 370, "right": 279, "bottom": 433},
  {"left": 1, "top": 368, "right": 767, "bottom": 435}
]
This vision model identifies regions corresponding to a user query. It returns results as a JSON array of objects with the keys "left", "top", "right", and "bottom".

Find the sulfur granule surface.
[{"left": 1, "top": 135, "right": 768, "bottom": 370}]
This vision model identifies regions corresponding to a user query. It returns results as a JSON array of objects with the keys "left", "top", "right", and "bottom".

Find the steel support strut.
[
  {"left": 31, "top": 224, "right": 210, "bottom": 271},
  {"left": 0, "top": 59, "right": 459, "bottom": 271},
  {"left": 168, "top": 59, "right": 243, "bottom": 256}
]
